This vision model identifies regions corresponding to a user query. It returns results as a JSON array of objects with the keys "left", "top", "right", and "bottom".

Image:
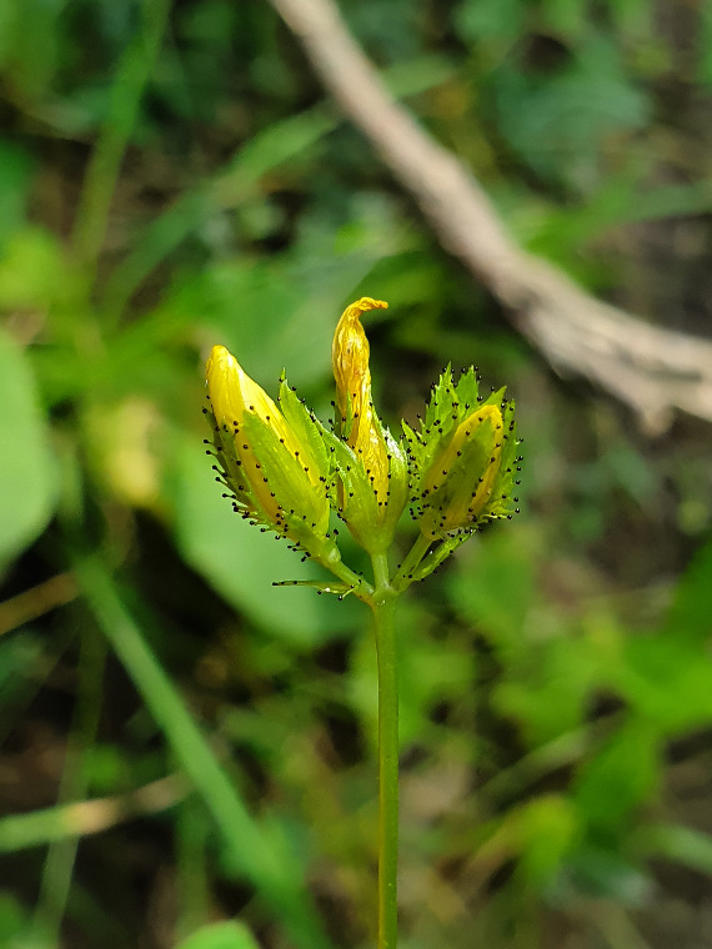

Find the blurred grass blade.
[
  {"left": 71, "top": 0, "right": 172, "bottom": 275},
  {"left": 34, "top": 628, "right": 106, "bottom": 943},
  {"left": 102, "top": 54, "right": 455, "bottom": 318},
  {"left": 101, "top": 107, "right": 334, "bottom": 320},
  {"left": 72, "top": 554, "right": 334, "bottom": 949},
  {"left": 0, "top": 776, "right": 186, "bottom": 852},
  {"left": 641, "top": 823, "right": 712, "bottom": 876}
]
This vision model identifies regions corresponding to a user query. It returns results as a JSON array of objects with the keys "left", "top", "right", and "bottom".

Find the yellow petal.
[
  {"left": 206, "top": 344, "right": 296, "bottom": 453},
  {"left": 331, "top": 298, "right": 390, "bottom": 501},
  {"left": 423, "top": 404, "right": 504, "bottom": 535}
]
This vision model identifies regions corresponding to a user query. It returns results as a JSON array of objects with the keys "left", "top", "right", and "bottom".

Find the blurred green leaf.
[
  {"left": 494, "top": 634, "right": 600, "bottom": 745},
  {"left": 0, "top": 142, "right": 32, "bottom": 246},
  {"left": 0, "top": 892, "right": 27, "bottom": 942},
  {"left": 447, "top": 526, "right": 537, "bottom": 662},
  {"left": 454, "top": 0, "right": 525, "bottom": 52},
  {"left": 661, "top": 535, "right": 712, "bottom": 644},
  {"left": 613, "top": 633, "right": 712, "bottom": 734},
  {"left": 491, "top": 35, "right": 650, "bottom": 189},
  {"left": 0, "top": 228, "right": 68, "bottom": 310},
  {"left": 0, "top": 330, "right": 57, "bottom": 569},
  {"left": 515, "top": 795, "right": 578, "bottom": 888},
  {"left": 175, "top": 921, "right": 260, "bottom": 949},
  {"left": 0, "top": 0, "right": 63, "bottom": 100},
  {"left": 564, "top": 845, "right": 652, "bottom": 902},
  {"left": 573, "top": 721, "right": 660, "bottom": 835}
]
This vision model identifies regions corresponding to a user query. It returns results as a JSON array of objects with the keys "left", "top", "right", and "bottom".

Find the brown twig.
[
  {"left": 0, "top": 573, "right": 78, "bottom": 637},
  {"left": 0, "top": 775, "right": 188, "bottom": 852},
  {"left": 269, "top": 0, "right": 712, "bottom": 433}
]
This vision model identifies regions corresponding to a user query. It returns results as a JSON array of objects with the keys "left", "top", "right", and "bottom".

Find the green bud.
[{"left": 404, "top": 366, "right": 520, "bottom": 539}]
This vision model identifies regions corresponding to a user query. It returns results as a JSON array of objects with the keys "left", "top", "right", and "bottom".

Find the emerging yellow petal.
[
  {"left": 331, "top": 297, "right": 389, "bottom": 501},
  {"left": 206, "top": 345, "right": 296, "bottom": 454},
  {"left": 423, "top": 405, "right": 503, "bottom": 533},
  {"left": 206, "top": 345, "right": 323, "bottom": 529}
]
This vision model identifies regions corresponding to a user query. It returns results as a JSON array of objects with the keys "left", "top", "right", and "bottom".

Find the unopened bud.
[
  {"left": 405, "top": 366, "right": 519, "bottom": 539},
  {"left": 206, "top": 345, "right": 338, "bottom": 562},
  {"left": 328, "top": 298, "right": 408, "bottom": 553}
]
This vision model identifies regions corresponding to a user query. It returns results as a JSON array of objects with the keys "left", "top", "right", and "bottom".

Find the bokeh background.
[{"left": 1, "top": 1, "right": 712, "bottom": 947}]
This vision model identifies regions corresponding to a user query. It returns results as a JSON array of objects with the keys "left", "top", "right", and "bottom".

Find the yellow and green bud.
[
  {"left": 326, "top": 297, "right": 408, "bottom": 554},
  {"left": 404, "top": 366, "right": 520, "bottom": 539},
  {"left": 205, "top": 345, "right": 338, "bottom": 564}
]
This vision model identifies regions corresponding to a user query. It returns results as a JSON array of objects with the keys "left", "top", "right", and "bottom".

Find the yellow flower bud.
[
  {"left": 205, "top": 345, "right": 333, "bottom": 555},
  {"left": 328, "top": 297, "right": 408, "bottom": 554},
  {"left": 332, "top": 297, "right": 390, "bottom": 502},
  {"left": 420, "top": 404, "right": 504, "bottom": 536},
  {"left": 404, "top": 366, "right": 520, "bottom": 540}
]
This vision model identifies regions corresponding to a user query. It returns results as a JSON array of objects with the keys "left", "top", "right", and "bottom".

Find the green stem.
[
  {"left": 370, "top": 551, "right": 399, "bottom": 949},
  {"left": 327, "top": 557, "right": 374, "bottom": 600},
  {"left": 392, "top": 531, "right": 432, "bottom": 590}
]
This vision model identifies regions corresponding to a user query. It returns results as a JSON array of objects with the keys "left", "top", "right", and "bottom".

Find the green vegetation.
[{"left": 1, "top": 1, "right": 711, "bottom": 947}]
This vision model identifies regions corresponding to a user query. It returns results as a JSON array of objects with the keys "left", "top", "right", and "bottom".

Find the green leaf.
[
  {"left": 454, "top": 0, "right": 525, "bottom": 52},
  {"left": 0, "top": 329, "right": 56, "bottom": 569},
  {"left": 613, "top": 632, "right": 712, "bottom": 734},
  {"left": 492, "top": 35, "right": 650, "bottom": 189},
  {"left": 175, "top": 921, "right": 260, "bottom": 949},
  {"left": 661, "top": 536, "right": 712, "bottom": 645},
  {"left": 0, "top": 227, "right": 68, "bottom": 310},
  {"left": 573, "top": 721, "right": 661, "bottom": 835},
  {"left": 494, "top": 637, "right": 599, "bottom": 745},
  {"left": 0, "top": 142, "right": 32, "bottom": 246}
]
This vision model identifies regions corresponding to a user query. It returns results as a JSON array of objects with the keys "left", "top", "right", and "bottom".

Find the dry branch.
[{"left": 270, "top": 0, "right": 712, "bottom": 433}]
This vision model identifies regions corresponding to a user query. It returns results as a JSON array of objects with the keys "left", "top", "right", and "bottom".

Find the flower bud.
[
  {"left": 328, "top": 297, "right": 408, "bottom": 554},
  {"left": 205, "top": 345, "right": 338, "bottom": 562},
  {"left": 332, "top": 297, "right": 388, "bottom": 492},
  {"left": 405, "top": 366, "right": 520, "bottom": 539}
]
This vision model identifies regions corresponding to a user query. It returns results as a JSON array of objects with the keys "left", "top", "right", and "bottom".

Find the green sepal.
[
  {"left": 206, "top": 407, "right": 254, "bottom": 511},
  {"left": 278, "top": 376, "right": 331, "bottom": 484},
  {"left": 273, "top": 578, "right": 356, "bottom": 599},
  {"left": 404, "top": 366, "right": 476, "bottom": 488},
  {"left": 240, "top": 412, "right": 335, "bottom": 552},
  {"left": 317, "top": 415, "right": 408, "bottom": 554},
  {"left": 483, "top": 397, "right": 519, "bottom": 522},
  {"left": 409, "top": 534, "right": 471, "bottom": 585},
  {"left": 318, "top": 424, "right": 381, "bottom": 546},
  {"left": 375, "top": 416, "right": 409, "bottom": 544}
]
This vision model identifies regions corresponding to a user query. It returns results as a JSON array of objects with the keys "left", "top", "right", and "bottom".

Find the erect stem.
[{"left": 370, "top": 551, "right": 399, "bottom": 949}]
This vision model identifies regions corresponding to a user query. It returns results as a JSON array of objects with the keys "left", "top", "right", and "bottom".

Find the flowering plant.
[{"left": 204, "top": 298, "right": 521, "bottom": 948}]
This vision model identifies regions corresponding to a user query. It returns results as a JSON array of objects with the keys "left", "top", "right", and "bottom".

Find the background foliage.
[{"left": 1, "top": 1, "right": 712, "bottom": 947}]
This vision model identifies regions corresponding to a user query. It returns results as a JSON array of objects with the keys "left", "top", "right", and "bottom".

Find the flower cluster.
[{"left": 204, "top": 298, "right": 521, "bottom": 591}]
